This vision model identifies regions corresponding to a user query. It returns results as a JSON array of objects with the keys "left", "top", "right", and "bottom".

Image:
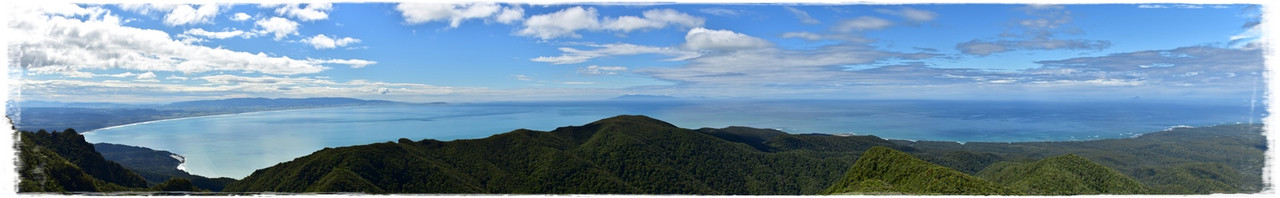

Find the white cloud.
[
  {"left": 519, "top": 7, "right": 705, "bottom": 39},
  {"left": 603, "top": 9, "right": 704, "bottom": 32},
  {"left": 255, "top": 17, "right": 299, "bottom": 40},
  {"left": 274, "top": 3, "right": 332, "bottom": 21},
  {"left": 396, "top": 3, "right": 504, "bottom": 28},
  {"left": 682, "top": 28, "right": 772, "bottom": 50},
  {"left": 136, "top": 72, "right": 159, "bottom": 82},
  {"left": 531, "top": 43, "right": 699, "bottom": 64},
  {"left": 183, "top": 28, "right": 254, "bottom": 39},
  {"left": 832, "top": 16, "right": 892, "bottom": 32},
  {"left": 784, "top": 7, "right": 820, "bottom": 24},
  {"left": 518, "top": 6, "right": 601, "bottom": 39},
  {"left": 875, "top": 8, "right": 937, "bottom": 22},
  {"left": 579, "top": 65, "right": 628, "bottom": 75},
  {"left": 307, "top": 58, "right": 376, "bottom": 69},
  {"left": 781, "top": 31, "right": 872, "bottom": 43},
  {"left": 163, "top": 4, "right": 221, "bottom": 26},
  {"left": 10, "top": 4, "right": 374, "bottom": 76},
  {"left": 107, "top": 72, "right": 139, "bottom": 78},
  {"left": 305, "top": 34, "right": 361, "bottom": 49},
  {"left": 495, "top": 6, "right": 524, "bottom": 24},
  {"left": 699, "top": 7, "right": 740, "bottom": 16},
  {"left": 167, "top": 75, "right": 190, "bottom": 81},
  {"left": 781, "top": 32, "right": 823, "bottom": 41},
  {"left": 513, "top": 74, "right": 535, "bottom": 81},
  {"left": 230, "top": 12, "right": 251, "bottom": 21}
]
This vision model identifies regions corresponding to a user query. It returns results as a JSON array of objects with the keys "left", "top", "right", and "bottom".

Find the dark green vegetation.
[
  {"left": 223, "top": 115, "right": 1265, "bottom": 195},
  {"left": 225, "top": 115, "right": 900, "bottom": 194},
  {"left": 94, "top": 143, "right": 237, "bottom": 191},
  {"left": 17, "top": 129, "right": 205, "bottom": 193},
  {"left": 977, "top": 154, "right": 1149, "bottom": 195},
  {"left": 897, "top": 124, "right": 1266, "bottom": 194},
  {"left": 823, "top": 146, "right": 1014, "bottom": 195},
  {"left": 8, "top": 97, "right": 409, "bottom": 131}
]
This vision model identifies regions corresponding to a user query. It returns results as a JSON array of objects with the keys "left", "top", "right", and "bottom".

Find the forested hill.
[
  {"left": 898, "top": 124, "right": 1266, "bottom": 194},
  {"left": 17, "top": 129, "right": 205, "bottom": 193},
  {"left": 225, "top": 115, "right": 901, "bottom": 194},
  {"left": 223, "top": 115, "right": 1265, "bottom": 195}
]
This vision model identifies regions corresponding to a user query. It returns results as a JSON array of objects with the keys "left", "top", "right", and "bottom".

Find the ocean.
[{"left": 81, "top": 100, "right": 1264, "bottom": 179}]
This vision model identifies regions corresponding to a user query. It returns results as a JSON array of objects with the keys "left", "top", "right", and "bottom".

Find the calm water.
[{"left": 82, "top": 100, "right": 1263, "bottom": 179}]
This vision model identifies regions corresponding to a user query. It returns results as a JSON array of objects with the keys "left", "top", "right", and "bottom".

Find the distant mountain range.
[
  {"left": 160, "top": 97, "right": 403, "bottom": 109},
  {"left": 8, "top": 97, "right": 416, "bottom": 132}
]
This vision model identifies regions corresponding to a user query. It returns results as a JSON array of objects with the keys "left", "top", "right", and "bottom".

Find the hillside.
[
  {"left": 94, "top": 143, "right": 238, "bottom": 191},
  {"left": 822, "top": 146, "right": 1013, "bottom": 195},
  {"left": 17, "top": 129, "right": 203, "bottom": 193},
  {"left": 978, "top": 154, "right": 1150, "bottom": 195},
  {"left": 20, "top": 129, "right": 150, "bottom": 188},
  {"left": 897, "top": 124, "right": 1266, "bottom": 194},
  {"left": 224, "top": 115, "right": 900, "bottom": 194}
]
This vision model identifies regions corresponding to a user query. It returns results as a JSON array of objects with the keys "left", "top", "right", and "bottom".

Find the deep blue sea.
[{"left": 82, "top": 100, "right": 1264, "bottom": 179}]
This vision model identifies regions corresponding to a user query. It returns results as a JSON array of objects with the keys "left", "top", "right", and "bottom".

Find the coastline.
[{"left": 81, "top": 105, "right": 406, "bottom": 135}]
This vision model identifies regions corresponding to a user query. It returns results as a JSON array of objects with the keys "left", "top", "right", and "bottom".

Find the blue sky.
[{"left": 3, "top": 1, "right": 1267, "bottom": 103}]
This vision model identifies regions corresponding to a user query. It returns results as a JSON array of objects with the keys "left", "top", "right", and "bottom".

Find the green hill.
[
  {"left": 896, "top": 124, "right": 1266, "bottom": 194},
  {"left": 94, "top": 143, "right": 237, "bottom": 191},
  {"left": 822, "top": 146, "right": 1014, "bottom": 195},
  {"left": 978, "top": 154, "right": 1149, "bottom": 195},
  {"left": 225, "top": 115, "right": 899, "bottom": 194},
  {"left": 17, "top": 129, "right": 203, "bottom": 193},
  {"left": 19, "top": 129, "right": 149, "bottom": 189}
]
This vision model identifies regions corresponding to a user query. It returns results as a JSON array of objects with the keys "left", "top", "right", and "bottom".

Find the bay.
[{"left": 82, "top": 100, "right": 1263, "bottom": 179}]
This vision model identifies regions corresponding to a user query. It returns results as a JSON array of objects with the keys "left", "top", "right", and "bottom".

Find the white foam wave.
[{"left": 170, "top": 154, "right": 187, "bottom": 171}]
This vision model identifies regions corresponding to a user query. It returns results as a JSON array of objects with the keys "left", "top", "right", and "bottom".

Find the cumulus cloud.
[
  {"left": 396, "top": 3, "right": 505, "bottom": 28},
  {"left": 305, "top": 34, "right": 361, "bottom": 49},
  {"left": 122, "top": 3, "right": 221, "bottom": 26},
  {"left": 532, "top": 43, "right": 700, "bottom": 64},
  {"left": 273, "top": 3, "right": 332, "bottom": 21},
  {"left": 784, "top": 7, "right": 820, "bottom": 24},
  {"left": 682, "top": 28, "right": 772, "bottom": 50},
  {"left": 603, "top": 9, "right": 704, "bottom": 32},
  {"left": 9, "top": 4, "right": 373, "bottom": 76},
  {"left": 230, "top": 12, "right": 251, "bottom": 21},
  {"left": 518, "top": 6, "right": 600, "bottom": 39},
  {"left": 255, "top": 17, "right": 300, "bottom": 40},
  {"left": 136, "top": 72, "right": 159, "bottom": 82},
  {"left": 495, "top": 6, "right": 524, "bottom": 24},
  {"left": 579, "top": 65, "right": 628, "bottom": 75},
  {"left": 832, "top": 16, "right": 892, "bottom": 32},
  {"left": 518, "top": 6, "right": 705, "bottom": 39}
]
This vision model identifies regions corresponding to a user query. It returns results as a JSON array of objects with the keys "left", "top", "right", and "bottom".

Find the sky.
[{"left": 1, "top": 1, "right": 1270, "bottom": 103}]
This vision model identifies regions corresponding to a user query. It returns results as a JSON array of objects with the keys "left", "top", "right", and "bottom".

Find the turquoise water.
[{"left": 82, "top": 100, "right": 1263, "bottom": 179}]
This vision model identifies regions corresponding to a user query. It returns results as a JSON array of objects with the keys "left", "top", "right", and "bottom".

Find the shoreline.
[{"left": 81, "top": 105, "right": 403, "bottom": 135}]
